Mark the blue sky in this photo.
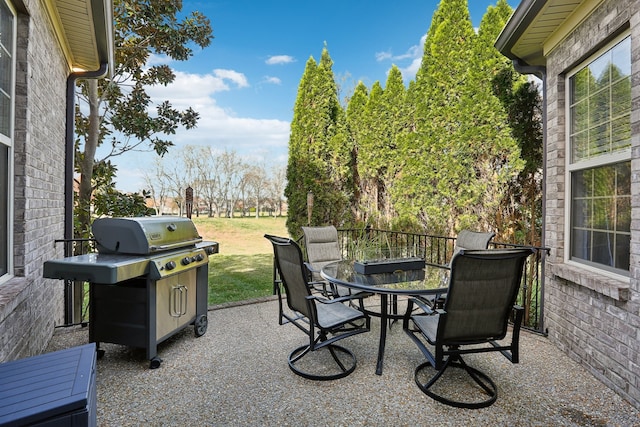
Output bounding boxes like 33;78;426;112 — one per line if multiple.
108;0;517;192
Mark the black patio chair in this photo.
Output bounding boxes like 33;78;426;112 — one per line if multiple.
403;248;534;408
265;234;371;380
451;229;495;260
430;229;497;308
302;225;373;305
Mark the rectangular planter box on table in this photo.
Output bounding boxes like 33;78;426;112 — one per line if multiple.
354;257;426;274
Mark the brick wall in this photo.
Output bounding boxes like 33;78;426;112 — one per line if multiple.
543;0;640;408
0;0;69;362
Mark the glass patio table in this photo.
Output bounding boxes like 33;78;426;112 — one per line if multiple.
321;260;448;375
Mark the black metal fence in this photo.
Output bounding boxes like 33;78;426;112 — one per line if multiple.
332;227;549;333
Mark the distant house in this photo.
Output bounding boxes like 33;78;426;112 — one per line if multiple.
496;0;639;408
0;0;113;362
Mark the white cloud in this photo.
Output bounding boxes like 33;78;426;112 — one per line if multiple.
375;34;427;82
212;69;249;88
146;53;173;66
264;76;282;85
266;55;295;65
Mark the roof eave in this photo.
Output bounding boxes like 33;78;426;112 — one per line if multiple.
495;0;547;66
45;0;114;77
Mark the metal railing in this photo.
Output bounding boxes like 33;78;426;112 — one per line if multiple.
326;227;549;333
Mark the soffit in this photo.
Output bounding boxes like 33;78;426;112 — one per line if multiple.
44;0;114;73
496;0;604;66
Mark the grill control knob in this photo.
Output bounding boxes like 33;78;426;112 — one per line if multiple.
181;257;192;266
194;254;205;262
165;261;176;270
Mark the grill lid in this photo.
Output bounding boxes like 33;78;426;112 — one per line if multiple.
92;217;203;255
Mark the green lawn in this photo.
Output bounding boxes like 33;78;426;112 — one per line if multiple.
191;216;288;305
208;254;273;305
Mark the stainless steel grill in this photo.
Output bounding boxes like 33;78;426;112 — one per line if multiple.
44;217;219;368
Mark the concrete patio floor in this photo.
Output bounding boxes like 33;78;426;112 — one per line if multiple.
47;296;640;426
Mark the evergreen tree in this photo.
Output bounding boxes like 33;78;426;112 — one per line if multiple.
345;82;369;222
380;66;407;225
284;47;353;236
359;81;385;221
395;0;480;234
394;0;523;235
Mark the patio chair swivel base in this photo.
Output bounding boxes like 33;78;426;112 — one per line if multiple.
288;336;359;381
414;351;498;409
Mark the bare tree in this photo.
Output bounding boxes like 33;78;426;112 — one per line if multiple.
180;145;205;216
217;150;246;218
144;146;278;219
143;158;171;215
197;147;222;217
245;165;268;217
268;165;287;217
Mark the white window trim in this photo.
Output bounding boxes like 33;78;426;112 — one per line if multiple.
0;0;16;285
563;31;631;281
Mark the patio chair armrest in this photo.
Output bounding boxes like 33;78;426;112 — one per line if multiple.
408;296;436;315
309;279;339;296
403;296;437;329
304;261;319;274
307;293;364;305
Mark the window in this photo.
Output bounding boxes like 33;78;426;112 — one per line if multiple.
0;0;14;281
567;34;631;276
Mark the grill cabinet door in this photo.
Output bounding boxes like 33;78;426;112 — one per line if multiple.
156;270;197;340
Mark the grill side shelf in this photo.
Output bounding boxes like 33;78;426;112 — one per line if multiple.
43;254;150;284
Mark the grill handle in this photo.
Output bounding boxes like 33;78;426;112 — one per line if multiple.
149;237;203;252
170;285;188;317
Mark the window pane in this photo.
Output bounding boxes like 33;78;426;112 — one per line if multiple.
570;161;630;273
0;144;7;277
0;53;10;96
569;36;630;163
572;169;593;197
611;77;631;117
572;198;591;228
610;116;631;152
571;131;588;161
615;234;630;270
571;228;590;260
571;101;589;133
611;37;631;78
617;197;631;232
571;68;591;103
0;1;11;52
589;88;610;126
590;123;609;156
591;231;613;266
593;167;615;197
0;94;9;137
589;52;610;86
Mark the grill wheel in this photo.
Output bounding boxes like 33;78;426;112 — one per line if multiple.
194;314;208;337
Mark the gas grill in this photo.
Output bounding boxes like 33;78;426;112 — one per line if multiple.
43;217;219;368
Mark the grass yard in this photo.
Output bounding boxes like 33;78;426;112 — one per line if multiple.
191;216;289;305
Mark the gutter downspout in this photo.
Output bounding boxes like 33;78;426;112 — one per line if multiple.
63;62;108;323
512;59;548;334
